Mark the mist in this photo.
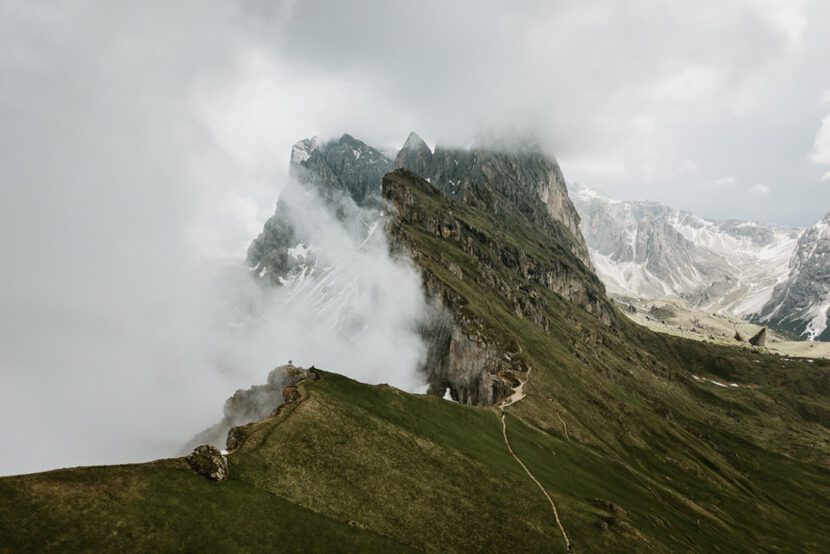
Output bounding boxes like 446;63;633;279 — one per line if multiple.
2;0;830;475
0;1;431;476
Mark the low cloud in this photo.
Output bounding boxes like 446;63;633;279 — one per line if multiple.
711;176;737;187
811;115;830;166
747;183;771;195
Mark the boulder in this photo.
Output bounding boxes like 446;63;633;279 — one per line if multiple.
734;330;745;342
749;327;767;348
186;445;228;481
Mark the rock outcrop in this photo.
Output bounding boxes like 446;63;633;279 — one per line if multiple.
186;445;228;482
183;364;317;452
749;327;767;348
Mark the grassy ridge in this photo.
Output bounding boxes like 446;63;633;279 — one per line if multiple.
0;457;414;553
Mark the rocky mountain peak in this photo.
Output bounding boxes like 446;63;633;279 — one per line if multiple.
401;131;430;153
396;132;433;177
759;211;830;340
395;138;593;269
290;136;319;164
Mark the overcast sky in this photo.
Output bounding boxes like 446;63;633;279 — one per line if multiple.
1;0;830;474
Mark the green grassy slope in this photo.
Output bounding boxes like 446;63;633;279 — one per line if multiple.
381;170;830;551
0;455;415;553
2;170;829;552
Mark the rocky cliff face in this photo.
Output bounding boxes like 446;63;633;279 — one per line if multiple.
758;214;830;340
383;168;615;404
571;183;801;316
395;133;593;269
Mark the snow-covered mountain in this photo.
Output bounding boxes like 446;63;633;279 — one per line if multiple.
758;213;830;340
570;183;801;317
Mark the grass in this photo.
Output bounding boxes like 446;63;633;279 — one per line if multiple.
0;457;415;553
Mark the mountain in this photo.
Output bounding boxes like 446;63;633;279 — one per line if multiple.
396;132;593;268
246;133;393;286
758;213;830;340
570;183;801;316
3;136;830;552
246;132;597;405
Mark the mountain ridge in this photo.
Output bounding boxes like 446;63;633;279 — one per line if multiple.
2;135;830;552
570;182;803;319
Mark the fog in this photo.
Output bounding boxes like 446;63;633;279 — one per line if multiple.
0;1;428;476
2;0;830;475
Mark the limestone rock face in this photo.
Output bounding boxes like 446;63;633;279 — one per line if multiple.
186;445;228;481
395;133;593;269
417;271;520;405
758;213;830;341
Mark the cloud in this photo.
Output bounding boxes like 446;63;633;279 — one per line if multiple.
811;114;830;166
747;183;771;194
0;1;430;476
212;0;826;224
711;176;737;187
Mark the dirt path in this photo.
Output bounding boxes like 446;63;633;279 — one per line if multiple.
499;369;572;553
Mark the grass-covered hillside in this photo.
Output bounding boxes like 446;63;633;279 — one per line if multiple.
2;170;829;552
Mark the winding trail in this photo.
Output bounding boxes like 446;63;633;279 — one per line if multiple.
499;368;572;553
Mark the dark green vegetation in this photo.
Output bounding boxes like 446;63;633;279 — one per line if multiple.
2;169;830;552
0;457;415;553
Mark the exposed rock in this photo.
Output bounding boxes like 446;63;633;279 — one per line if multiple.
183;364;317;453
186;445;228;482
395;135;593;269
225;425;250;452
758;213;830;341
749;327;767;348
282;385;301;403
734;330;745;342
571;182;801;315
246;134;393;285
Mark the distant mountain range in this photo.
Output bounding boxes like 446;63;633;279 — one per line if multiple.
570;183;830;340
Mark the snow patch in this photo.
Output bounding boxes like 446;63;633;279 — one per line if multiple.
288;243;310;260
